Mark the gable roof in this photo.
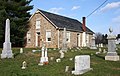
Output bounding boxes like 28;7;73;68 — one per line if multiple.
31;9;94;34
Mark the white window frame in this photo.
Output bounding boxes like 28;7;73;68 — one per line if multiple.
36;20;40;29
66;32;70;42
46;30;51;42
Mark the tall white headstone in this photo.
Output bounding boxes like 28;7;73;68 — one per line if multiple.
39;44;45;65
39;44;49;65
72;55;92;75
90;34;97;49
105;27;119;61
1;19;13;58
45;48;48;62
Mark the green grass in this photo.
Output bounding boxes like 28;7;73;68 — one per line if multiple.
0;47;120;76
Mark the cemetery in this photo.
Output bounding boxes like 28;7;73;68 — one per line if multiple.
0;0;120;76
0;17;120;76
0;47;120;76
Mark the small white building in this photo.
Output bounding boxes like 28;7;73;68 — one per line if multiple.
116;38;120;44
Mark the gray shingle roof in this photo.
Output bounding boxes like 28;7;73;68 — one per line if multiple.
38;9;94;33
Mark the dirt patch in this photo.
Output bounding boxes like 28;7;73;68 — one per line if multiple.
112;67;120;70
91;62;98;65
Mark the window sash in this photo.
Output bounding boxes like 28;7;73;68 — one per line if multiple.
36;20;40;29
46;31;51;42
66;32;70;42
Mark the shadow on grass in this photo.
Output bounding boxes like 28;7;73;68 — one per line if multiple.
95;54;105;60
13;53;20;58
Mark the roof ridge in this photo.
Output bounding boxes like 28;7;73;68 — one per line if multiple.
38;9;79;22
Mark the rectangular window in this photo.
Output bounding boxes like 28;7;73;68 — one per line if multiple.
36;20;40;29
46;31;51;42
66;32;70;42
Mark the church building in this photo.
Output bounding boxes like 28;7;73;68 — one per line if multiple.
25;9;94;48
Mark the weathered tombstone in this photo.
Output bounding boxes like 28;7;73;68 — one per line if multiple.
100;43;103;47
90;35;97;49
39;44;49;65
22;61;27;69
65;66;69;72
53;48;56;50
75;49;77;51
50;57;54;61
20;48;23;54
60;28;67;52
44;48;48;64
32;50;36;53
96;44;98;47
71;50;74;52
39;44;45;66
72;55;92;75
103;49;107;53
105;27;119;61
56;58;61;62
96;48;101;54
59;46;64;58
1;19;13;58
116;48;118;51
96;52;100;54
69;58;73;61
99;48;102;52
60;51;64;58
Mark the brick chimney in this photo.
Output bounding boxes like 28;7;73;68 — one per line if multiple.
82;17;86;32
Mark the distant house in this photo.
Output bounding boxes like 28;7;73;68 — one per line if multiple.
116;38;120;44
25;9;94;48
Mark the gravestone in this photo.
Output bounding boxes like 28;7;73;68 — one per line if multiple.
22;61;27;69
56;58;61;62
116;48;118;51
103;49;107;53
20;48;23;54
44;48;48;63
39;44;49;65
96;48;102;54
1;19;13;58
50;57;54;61
65;66;69;72
72;55;92;75
60;28;67;52
100;43;103;47
69;58;73;61
99;48;102;52
90;34;97;49
32;50;36;53
59;50;64;58
105;27;119;61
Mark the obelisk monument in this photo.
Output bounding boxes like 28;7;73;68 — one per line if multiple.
61;28;67;52
1;19;13;58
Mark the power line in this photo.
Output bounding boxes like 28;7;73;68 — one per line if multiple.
86;0;108;18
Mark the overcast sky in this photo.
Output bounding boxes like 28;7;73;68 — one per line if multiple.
30;0;120;35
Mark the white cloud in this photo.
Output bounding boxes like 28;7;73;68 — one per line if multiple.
48;7;64;14
71;6;80;10
100;1;120;12
112;15;120;23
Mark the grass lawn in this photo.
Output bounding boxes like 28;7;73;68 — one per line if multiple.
0;46;120;76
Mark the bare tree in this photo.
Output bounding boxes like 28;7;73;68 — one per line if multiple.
95;32;103;44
